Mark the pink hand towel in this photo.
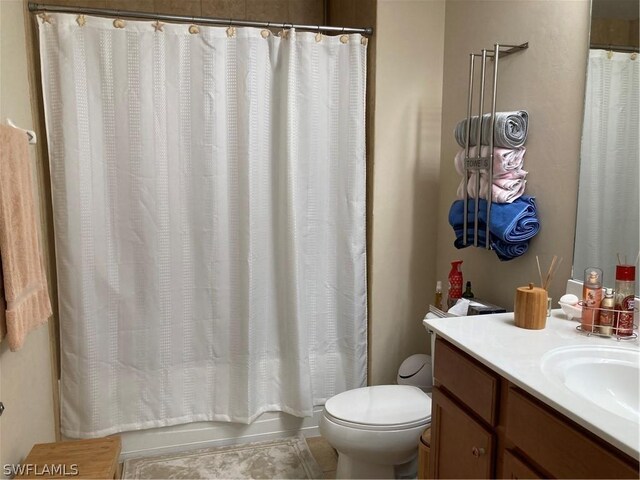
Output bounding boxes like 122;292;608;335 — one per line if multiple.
454;146;526;177
0;125;52;351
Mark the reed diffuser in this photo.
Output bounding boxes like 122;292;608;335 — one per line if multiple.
514;255;562;330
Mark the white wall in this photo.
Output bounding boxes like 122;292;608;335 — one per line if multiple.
0;0;57;472
370;0;446;385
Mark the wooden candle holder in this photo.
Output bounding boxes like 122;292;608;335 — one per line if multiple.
514;283;548;330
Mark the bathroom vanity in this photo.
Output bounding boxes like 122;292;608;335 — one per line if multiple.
424;311;640;479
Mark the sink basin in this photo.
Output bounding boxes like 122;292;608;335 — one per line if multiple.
541;345;640;423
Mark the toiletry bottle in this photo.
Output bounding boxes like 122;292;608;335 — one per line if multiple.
614;265;636;337
462;281;474;299
434;281;443;311
581;267;603;333
598;288;615;337
447;261;463;308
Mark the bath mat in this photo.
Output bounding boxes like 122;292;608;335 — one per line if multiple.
121;435;324;479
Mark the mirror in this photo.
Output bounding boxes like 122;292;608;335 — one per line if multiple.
573;0;639;293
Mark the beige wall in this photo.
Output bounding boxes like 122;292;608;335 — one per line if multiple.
370;0;445;385
435;0;590;311
0;0;57;472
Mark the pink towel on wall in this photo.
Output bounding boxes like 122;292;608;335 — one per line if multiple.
457;170;528;204
454;146;526;177
0;125;52;351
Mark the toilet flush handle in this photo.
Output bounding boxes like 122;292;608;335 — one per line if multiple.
471;446;485;458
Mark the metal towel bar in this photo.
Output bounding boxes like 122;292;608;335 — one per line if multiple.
462;42;528;249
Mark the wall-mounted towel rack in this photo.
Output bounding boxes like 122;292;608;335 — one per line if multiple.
462;43;528;249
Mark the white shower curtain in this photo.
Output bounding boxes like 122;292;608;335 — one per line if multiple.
574;50;639;284
39;13;367;438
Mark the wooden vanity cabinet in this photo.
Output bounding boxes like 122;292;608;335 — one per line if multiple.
429;338;499;478
428;337;640;479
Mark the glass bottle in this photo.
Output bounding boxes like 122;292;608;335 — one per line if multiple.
614;265;636;337
462;281;474;299
581;267;603;333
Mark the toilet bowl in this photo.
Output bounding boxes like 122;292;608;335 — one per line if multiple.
320;385;432;479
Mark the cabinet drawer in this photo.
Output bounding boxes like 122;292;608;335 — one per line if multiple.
430;386;494;479
505;386;638;479
501;449;542;479
434;338;499;425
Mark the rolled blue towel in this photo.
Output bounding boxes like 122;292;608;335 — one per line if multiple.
454;111;529;148
448;196;540;243
453;227;529;261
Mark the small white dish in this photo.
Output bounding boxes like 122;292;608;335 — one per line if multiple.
559;293;579;305
558;301;582;320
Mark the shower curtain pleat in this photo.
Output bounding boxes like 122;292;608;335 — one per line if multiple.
38;13;368;438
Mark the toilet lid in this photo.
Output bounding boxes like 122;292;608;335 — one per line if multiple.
324;385;432;427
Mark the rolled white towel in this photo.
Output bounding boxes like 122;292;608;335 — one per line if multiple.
454;111;529;148
454;146;526;177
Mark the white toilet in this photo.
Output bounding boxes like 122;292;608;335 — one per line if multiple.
319;384;432;479
320;324;437;479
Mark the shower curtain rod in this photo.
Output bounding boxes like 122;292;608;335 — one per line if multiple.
28;2;374;36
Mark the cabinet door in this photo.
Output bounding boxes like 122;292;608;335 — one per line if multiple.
429;386;494;479
505;386;639;479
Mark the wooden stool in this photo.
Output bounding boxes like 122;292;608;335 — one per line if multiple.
14;436;121;479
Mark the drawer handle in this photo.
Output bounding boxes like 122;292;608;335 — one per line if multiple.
471;447;486;458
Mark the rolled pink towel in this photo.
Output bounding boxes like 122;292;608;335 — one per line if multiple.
457;170;528;204
454;146;526;177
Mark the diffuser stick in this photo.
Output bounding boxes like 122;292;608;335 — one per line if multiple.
543;256;555;290
536;256;543;288
543;255;562;291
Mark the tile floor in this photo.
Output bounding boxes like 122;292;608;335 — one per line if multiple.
306;436;338;479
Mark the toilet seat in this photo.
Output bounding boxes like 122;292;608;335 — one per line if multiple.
323;410;429;431
324;385;432;431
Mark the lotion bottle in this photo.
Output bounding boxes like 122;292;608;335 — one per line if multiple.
581;267;603;333
598;288;615;337
434;281;443;311
614;265;636;337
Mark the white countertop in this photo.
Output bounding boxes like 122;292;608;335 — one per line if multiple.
424;310;640;460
